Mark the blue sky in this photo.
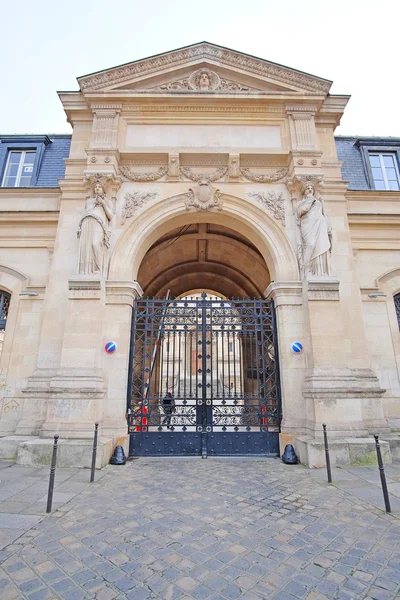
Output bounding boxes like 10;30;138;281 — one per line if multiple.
1;0;398;136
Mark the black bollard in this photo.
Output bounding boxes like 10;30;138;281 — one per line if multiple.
322;424;332;483
46;435;59;513
374;435;391;513
282;444;298;464
90;422;99;483
110;445;126;465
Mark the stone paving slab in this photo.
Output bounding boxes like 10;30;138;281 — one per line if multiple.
0;514;41;529
0;458;399;599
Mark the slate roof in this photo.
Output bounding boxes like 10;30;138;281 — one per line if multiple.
0;134;71;188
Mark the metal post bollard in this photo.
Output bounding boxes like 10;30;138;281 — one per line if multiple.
374;434;391;513
46;435;59;513
90;423;99;483
322;424;332;483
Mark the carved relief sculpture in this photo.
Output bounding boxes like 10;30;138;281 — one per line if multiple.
77;178;115;276
240;167;288;183
185;180;223;211
229;155;240;178
188;68;220;91
168;155;180;178
180;166;228;182
119;165;168;182
122;189;160;223
247;191;285;225
296;183;332;278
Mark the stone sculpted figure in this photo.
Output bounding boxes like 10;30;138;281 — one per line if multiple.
296;183;332;277
77;180;115;275
199;71;211;90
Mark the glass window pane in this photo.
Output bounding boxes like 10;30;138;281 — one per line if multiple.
383;155;395;167
9;152;22;164
369;155;380;167
23;152;35;166
6;164;19;177
4;176;17;186
375;180;386;190
389;180;400;191
385;168;398;181
372;167;383;180
19;176;31;187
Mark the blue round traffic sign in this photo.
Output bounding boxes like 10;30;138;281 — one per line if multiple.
105;341;117;354
290;341;303;354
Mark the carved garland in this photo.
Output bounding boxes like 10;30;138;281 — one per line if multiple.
119;166;168;182
180;166;228;182
240;167;288;183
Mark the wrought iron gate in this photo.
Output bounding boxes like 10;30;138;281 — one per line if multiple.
127;293;281;457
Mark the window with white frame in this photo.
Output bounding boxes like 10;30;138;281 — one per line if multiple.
369;153;400;191
2;150;36;187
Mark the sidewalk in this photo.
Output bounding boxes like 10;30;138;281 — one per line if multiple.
0;460;106;551
0;458;399;599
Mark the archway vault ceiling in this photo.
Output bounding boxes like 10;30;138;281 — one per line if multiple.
137;223;270;299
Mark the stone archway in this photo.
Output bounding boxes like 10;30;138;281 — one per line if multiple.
105;192;300;453
109;192;299;284
137;223;271;299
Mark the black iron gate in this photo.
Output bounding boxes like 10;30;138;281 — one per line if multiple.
128;293;281;457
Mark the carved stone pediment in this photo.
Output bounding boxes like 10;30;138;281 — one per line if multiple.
150;69;260;93
78;42;332;95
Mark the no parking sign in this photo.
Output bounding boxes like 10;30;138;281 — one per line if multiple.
290;341;303;354
105;341;117;354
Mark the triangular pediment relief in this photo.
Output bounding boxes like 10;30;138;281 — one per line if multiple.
78;42;332;96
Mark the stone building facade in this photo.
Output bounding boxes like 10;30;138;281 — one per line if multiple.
0;42;399;467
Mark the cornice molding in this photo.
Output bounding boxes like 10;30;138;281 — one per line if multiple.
123;104;285;114
0;188;60;198
0;211;59;223
346;190;400;201
78;43;332;94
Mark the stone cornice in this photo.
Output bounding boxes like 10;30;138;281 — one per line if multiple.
78;43;332;94
346;190;400;201
0;188;60;198
348;213;400;225
0;211;59;222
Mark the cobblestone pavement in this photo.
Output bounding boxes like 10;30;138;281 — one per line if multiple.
0;457;399;600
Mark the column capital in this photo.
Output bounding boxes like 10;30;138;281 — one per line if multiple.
105;280;143;306
264;281;303;307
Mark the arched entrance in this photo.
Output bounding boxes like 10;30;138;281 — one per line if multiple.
126;220;282;457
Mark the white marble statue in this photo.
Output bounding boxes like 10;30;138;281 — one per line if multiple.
297;183;332;277
77;180;115;275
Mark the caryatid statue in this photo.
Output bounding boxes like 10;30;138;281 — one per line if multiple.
296;183;332;278
77;178;115;276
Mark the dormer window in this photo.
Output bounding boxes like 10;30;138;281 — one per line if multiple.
369;153;400;191
2;150;36;187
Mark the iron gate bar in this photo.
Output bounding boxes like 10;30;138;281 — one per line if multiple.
128;294;281;457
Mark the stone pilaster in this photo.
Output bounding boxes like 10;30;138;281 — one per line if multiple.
265;281;306;435
286;105;318;150
90;104;121;148
102;281;143;438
